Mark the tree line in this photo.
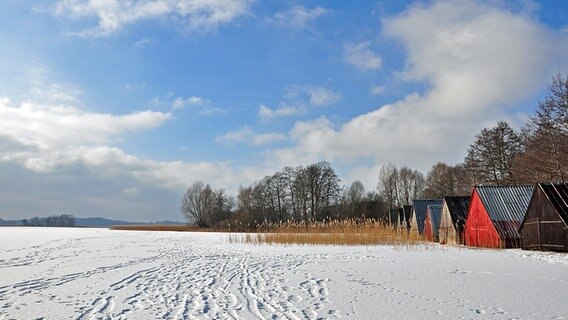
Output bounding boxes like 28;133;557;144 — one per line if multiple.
181;162;388;228
181;74;568;228
377;74;568;210
22;214;76;227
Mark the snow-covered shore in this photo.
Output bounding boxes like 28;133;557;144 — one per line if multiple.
0;227;566;319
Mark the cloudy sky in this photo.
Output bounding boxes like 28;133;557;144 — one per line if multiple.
1;0;567;222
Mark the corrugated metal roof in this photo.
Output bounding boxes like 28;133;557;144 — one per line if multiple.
539;183;568;226
427;204;443;235
475;185;534;240
412;199;443;234
444;196;470;225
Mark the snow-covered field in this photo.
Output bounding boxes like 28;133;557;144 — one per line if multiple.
0;228;566;320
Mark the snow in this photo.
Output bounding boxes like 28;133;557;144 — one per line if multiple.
0;227;567;319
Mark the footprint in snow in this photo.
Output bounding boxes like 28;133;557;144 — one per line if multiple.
474;308;486;315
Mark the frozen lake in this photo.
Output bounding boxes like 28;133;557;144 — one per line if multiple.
0;227;567;319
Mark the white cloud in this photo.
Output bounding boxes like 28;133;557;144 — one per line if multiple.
172;95;208;109
122;187;140;196
253;133;286;145
124;83;146;91
0;95;268;194
0;99;170;153
151;94;223;114
216;126;286;145
258;104;306;120
369;85;385;96
267;0;568;179
270;5;328;29
216;127;253;143
199;106;227;115
344;42;382;71
49;0;253;37
0;70;273;203
257;85;340;120
134;37;158;48
287;85;341;107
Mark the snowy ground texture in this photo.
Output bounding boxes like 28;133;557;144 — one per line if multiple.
0;228;567;320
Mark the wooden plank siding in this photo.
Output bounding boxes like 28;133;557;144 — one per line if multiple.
465;190;502;248
521;184;568;252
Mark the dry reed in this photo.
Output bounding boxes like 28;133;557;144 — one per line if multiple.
227;219;426;248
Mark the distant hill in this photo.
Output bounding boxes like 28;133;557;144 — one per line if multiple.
0;217;184;228
75;217;139;227
0;218;21;226
76;218;184;227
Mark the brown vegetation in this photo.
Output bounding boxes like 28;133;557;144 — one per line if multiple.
227;219;425;248
111;220;427;248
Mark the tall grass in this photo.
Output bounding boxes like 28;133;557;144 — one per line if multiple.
227;219;425;248
111;220;428;249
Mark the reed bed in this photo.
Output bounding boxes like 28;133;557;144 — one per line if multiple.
227;219;425;248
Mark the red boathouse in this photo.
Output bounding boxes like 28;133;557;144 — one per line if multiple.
465;185;534;248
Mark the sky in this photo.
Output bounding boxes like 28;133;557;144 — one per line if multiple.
1;0;568;222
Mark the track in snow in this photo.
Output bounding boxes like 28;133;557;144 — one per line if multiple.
1;228;567;320
0;230;340;319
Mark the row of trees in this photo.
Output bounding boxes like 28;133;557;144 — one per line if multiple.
182;162;388;228
514;74;568;183
22;214;76;227
451;74;567;186
377;162;472;210
376;74;568;209
181;74;568;227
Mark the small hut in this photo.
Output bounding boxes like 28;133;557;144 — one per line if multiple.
397;207;404;232
438;196;470;245
520;183;568;252
424;204;442;242
402;205;413;233
410;199;443;237
389;208;399;229
464;185;533;248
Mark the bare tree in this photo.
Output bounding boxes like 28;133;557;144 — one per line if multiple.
515;74;568;182
464;121;523;185
453;163;475;195
411;170;426;200
397;167;425;205
251;173;290;223
423;162;473;198
181;181;229;227
361;191;388;221
347;180;365;216
423;162;456;198
282;166;300;220
304;162;341;220
378;163;399;212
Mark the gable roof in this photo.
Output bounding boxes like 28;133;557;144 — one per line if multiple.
443;196;470;225
475;185;534;239
426;204;443;233
538;183;568;226
412;199;443;233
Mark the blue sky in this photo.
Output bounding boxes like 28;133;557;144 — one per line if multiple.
1;0;567;222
